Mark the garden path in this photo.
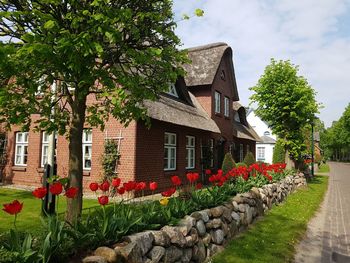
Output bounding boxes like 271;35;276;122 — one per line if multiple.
294;162;350;263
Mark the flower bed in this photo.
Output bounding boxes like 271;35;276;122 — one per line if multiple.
83;172;307;263
0;163;305;263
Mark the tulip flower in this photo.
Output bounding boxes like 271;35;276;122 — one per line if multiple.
149;182;158;191
2;200;23;215
32;187;47;199
98;195;109;206
112;178;121;188
89;182;99;192
159;197;169;206
65;187;79;198
171;175;181;186
99;181;110;192
161;187;176;197
135;182;147;191
117;187;125;195
49;182;63;195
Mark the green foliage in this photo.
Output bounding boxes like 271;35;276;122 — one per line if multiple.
321;103;350;161
236;162;247;168
273;139;286;163
221;152;236;175
102;140;120;179
0;0;188;219
213;176;328;263
250;59;320;161
243;151;255;166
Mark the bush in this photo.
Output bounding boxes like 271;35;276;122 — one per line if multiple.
273;139;285;163
243;152;255;166
221;153;236;175
236;162;247;167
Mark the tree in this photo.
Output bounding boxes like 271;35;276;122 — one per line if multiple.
221;152;235;175
250;59;319;164
243;151;255;166
0;0;189;222
272;139;285;164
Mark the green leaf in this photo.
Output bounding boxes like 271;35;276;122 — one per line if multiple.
44;20;55;30
195;9;204;17
182;14;190;20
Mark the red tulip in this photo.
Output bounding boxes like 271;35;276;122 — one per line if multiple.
135;182;147;191
205;169;212;175
99;181;110;192
195;183;203;190
171;175;181;186
149;182;158;191
98;195;109;206
32;187;47;199
186;172;199;183
49;182;63;195
2;200;23;215
117;187;125;195
161;187;176;197
89;182;99;192
112;178;121;188
65;187;79;198
123;181;136;192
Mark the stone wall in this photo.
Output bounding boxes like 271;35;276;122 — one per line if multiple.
82;173;307;263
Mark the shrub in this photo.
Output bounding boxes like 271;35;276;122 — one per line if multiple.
273;139;285;163
236;162;247;168
221;152;236;175
243;152;255;166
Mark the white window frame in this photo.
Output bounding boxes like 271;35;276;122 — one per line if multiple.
239;144;244;162
224;97;230;117
83;129;92;170
41;132;49;167
257;147;265;160
210;139;214;167
186;136;195;169
14;132;28;166
164;132;177;171
215;91;221;113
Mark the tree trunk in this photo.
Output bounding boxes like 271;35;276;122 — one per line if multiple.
284;149;295;169
65;95;87;224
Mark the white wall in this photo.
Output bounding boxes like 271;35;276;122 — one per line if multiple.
256;143;274;164
247;111;276;140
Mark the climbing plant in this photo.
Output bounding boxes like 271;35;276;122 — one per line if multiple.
102;139;120;179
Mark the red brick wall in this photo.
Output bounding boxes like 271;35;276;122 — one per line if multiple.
135;120;214;192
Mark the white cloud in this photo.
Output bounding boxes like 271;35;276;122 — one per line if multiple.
174;0;350;127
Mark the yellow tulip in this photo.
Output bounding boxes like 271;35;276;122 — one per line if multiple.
159;197;169;206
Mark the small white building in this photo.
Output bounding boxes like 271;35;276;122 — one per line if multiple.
247;109;276;164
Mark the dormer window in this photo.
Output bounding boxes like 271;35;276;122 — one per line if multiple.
167;84;178;98
215;91;221;113
264;131;270;136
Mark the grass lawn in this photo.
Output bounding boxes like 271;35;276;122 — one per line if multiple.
213;175;329;263
0;188;99;235
318;163;330;173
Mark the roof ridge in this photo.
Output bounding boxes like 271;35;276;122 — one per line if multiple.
186;42;228;52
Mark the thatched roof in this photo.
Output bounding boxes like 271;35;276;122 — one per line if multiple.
143;93;220;133
260;135;276;144
183;43;230;87
232;101;243;111
233;121;261;142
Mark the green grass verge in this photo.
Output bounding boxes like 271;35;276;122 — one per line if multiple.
0;188;98;235
318;163;330;173
213;175;329;263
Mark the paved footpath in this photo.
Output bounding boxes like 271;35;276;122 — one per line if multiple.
295;162;350;263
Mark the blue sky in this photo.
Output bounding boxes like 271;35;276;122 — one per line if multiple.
173;0;350;127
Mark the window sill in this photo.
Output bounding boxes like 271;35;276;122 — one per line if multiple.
12;166;26;172
83;170;91;176
37;167;45;173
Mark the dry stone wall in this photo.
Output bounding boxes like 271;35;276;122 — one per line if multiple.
83;173;307;263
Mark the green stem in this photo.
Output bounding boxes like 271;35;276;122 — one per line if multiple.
14;214;17;231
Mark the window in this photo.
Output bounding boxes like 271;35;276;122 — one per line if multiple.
83;129;92;170
164;132;176;170
41;132;57;167
186;136;195;169
15;132;28;166
224;97;230;117
167;84;178;97
215;91;221;113
264;131;271;136
257;147;265;160
239;144;244;162
210;139;214;167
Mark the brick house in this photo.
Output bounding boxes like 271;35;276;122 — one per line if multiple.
1;43;259;192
